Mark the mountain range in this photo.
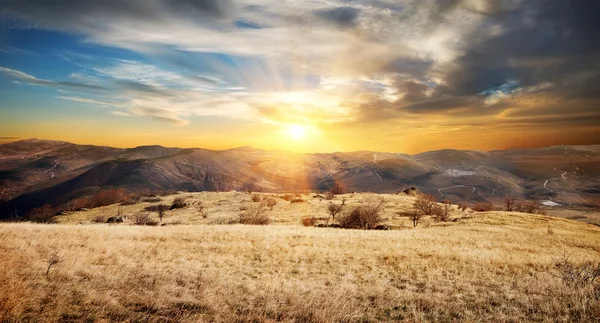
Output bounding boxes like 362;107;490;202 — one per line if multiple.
1;138;599;218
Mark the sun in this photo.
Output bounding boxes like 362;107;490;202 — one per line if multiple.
286;124;307;139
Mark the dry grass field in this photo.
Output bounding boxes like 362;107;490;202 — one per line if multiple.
1;192;600;322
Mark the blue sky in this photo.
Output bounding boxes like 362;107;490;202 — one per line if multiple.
0;0;599;152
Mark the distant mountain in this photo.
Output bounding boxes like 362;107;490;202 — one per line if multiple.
1;139;599;218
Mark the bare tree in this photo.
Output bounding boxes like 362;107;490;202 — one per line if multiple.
408;210;424;228
413;194;438;215
504;196;517;211
327;203;344;222
436;200;452;222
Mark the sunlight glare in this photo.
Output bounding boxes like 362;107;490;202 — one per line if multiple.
286;124;307;139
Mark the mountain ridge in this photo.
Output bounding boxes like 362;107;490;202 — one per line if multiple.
1;139;599;218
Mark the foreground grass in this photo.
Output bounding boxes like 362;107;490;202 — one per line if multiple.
1;211;600;322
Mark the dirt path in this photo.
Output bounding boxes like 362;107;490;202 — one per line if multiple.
44;159;59;178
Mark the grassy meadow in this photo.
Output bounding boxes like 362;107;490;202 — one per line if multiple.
1;192;599;322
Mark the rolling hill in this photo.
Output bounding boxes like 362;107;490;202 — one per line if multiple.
1;139;599;218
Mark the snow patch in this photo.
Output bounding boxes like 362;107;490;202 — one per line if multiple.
446;169;475;177
541;200;560;207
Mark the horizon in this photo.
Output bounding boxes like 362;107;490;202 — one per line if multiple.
3;136;599;155
1;1;600;153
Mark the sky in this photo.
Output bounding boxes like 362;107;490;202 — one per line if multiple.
0;0;599;154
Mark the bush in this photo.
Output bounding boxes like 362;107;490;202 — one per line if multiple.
27;204;56;223
413;194;438;215
145;204;169;213
301;217;317;227
330;180;347;195
552;254;600;288
504;196;517;211
472;202;494;212
141;197;162;203
337;196;385;230
291;198;306;203
92;215;106;223
400;187;418;196
457;203;468;211
120;198;138;206
133;213;158;226
251;194;263;202
170;197;187;210
263;197;277;209
325;191;335;200
68;188;133;210
238;205;270;225
435;200;452;222
518;200;546;215
198;203;208;218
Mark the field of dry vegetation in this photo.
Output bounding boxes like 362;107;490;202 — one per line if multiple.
1;192;600;322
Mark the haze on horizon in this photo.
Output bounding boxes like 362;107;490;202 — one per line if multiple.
1;0;599;154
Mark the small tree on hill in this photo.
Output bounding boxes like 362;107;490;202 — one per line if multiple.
408;210;424;228
504;196;517;211
413;194;438;215
327;203;344;222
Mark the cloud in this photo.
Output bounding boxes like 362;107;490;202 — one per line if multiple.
313;7;361;29
0;66;105;90
0;0;599;147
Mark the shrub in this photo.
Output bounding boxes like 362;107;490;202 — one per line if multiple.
337;196;385;230
170;197;187;210
141;197;162;203
457;203;468;211
68;188;133;210
133;213;157;226
251;194;263;202
290;198;306;203
330;180;347;195
401;187;418;196
92;215;106;223
238;205;270;225
472;202;494;212
413;194;438;215
504;196;517;211
120;199;138;206
519;200;546;215
27;204;56;223
435;200;452;222
198;203;208;218
301;217;317;227
263;197;277;209
325;191;335;200
552;254;600;288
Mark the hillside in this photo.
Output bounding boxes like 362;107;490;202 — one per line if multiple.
1;139;599;219
1;192;599;322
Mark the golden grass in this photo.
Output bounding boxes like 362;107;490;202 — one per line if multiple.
1;193;599;322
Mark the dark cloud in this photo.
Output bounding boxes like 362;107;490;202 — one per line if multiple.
352;0;600;124
0;0;234;32
115;80;172;96
442;1;600;97
313;7;361;29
